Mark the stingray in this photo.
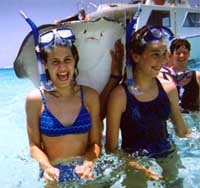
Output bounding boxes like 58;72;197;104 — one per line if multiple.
14;18;125;93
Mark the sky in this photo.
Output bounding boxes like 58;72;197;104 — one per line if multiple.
0;0;131;68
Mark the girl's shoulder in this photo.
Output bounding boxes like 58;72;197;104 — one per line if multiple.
25;89;43;113
79;85;100;112
80;85;100;104
81;85;99;96
113;84;125;93
110;84;126;100
196;71;200;84
26;88;42;103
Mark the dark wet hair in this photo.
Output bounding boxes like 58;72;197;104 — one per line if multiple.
40;44;79;81
127;25;151;56
170;38;191;54
126;25;154;68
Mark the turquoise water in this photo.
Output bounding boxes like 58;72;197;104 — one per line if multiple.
0;68;200;188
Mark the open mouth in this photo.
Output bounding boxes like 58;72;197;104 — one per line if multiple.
178;59;186;63
57;72;69;81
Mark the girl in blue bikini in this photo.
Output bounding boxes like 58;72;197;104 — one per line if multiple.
106;25;192;185
25;27;102;184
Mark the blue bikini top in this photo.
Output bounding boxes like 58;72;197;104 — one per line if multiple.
39;86;92;137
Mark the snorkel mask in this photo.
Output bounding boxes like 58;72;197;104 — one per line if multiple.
139;25;174;44
20;11;75;91
126;21;174;95
39;28;75;52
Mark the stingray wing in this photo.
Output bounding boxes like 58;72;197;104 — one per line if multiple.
14;24;57;86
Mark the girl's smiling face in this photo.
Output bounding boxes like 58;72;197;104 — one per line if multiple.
45;46;76;88
133;41;168;77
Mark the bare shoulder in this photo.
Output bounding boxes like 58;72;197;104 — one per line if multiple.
81;85;100;105
26;89;42;108
196;70;200;76
196;71;200;83
108;85;126;113
82;85;99;98
111;85;125;98
109;85;126;108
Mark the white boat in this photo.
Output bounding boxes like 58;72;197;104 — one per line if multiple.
88;0;200;62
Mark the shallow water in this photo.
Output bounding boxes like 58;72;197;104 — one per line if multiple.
0;68;200;188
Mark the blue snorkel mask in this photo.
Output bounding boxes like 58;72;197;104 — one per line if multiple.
39;28;75;52
126;15;174;95
20;11;75;91
139;25;174;44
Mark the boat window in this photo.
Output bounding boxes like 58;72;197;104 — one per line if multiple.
147;10;170;27
183;12;200;27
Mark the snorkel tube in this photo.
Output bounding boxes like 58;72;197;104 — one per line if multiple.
126;6;142;95
20;11;55;91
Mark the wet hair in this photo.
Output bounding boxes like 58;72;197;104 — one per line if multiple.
170;38;191;54
126;25;153;68
40;44;79;81
127;25;151;56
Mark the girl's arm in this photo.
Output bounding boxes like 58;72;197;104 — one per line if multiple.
105;85;126;153
26;90;59;182
196;71;200;106
162;81;190;137
128;161;163;181
75;87;101;179
85;87;101;160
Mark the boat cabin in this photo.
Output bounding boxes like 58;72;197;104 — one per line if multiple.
89;0;200;61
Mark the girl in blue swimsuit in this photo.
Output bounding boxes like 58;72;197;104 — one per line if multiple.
25;27;102;184
106;25;192;184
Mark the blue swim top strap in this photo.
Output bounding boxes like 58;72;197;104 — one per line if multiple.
39;88;47;108
39;86;84;108
80;86;84;106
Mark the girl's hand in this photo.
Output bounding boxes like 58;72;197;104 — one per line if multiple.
75;160;94;179
185;130;200;139
43;166;60;182
143;168;163;181
128;161;163;181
